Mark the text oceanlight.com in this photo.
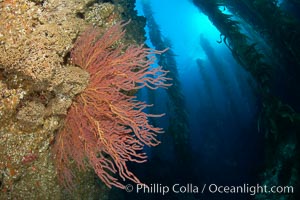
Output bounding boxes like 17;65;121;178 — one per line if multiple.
125;183;294;196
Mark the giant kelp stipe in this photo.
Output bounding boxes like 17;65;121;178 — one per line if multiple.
130;0;299;199
0;0;299;199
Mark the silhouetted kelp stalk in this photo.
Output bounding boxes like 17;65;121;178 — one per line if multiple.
199;35;244;122
192;0;300;198
227;0;300;67
223;0;300;113
193;0;275;135
142;2;190;159
196;58;215;103
52;22;171;190
193;0;272;91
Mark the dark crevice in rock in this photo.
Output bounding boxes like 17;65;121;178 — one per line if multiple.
29;0;45;6
76;12;85;19
63;51;71;66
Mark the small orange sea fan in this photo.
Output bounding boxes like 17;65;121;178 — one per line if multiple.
52;22;171;189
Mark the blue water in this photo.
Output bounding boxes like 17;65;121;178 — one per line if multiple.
121;0;265;199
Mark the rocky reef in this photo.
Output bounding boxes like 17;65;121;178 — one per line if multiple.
0;0;146;199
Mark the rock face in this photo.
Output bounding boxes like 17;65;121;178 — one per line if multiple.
0;0;146;199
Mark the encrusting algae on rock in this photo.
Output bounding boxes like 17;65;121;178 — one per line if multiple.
0;0;148;199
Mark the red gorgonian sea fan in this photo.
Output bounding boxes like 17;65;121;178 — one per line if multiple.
52;22;170;189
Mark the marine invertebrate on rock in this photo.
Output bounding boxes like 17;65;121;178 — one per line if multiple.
52;22;170;189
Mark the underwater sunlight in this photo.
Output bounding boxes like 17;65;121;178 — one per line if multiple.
129;0;266;199
0;0;298;199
